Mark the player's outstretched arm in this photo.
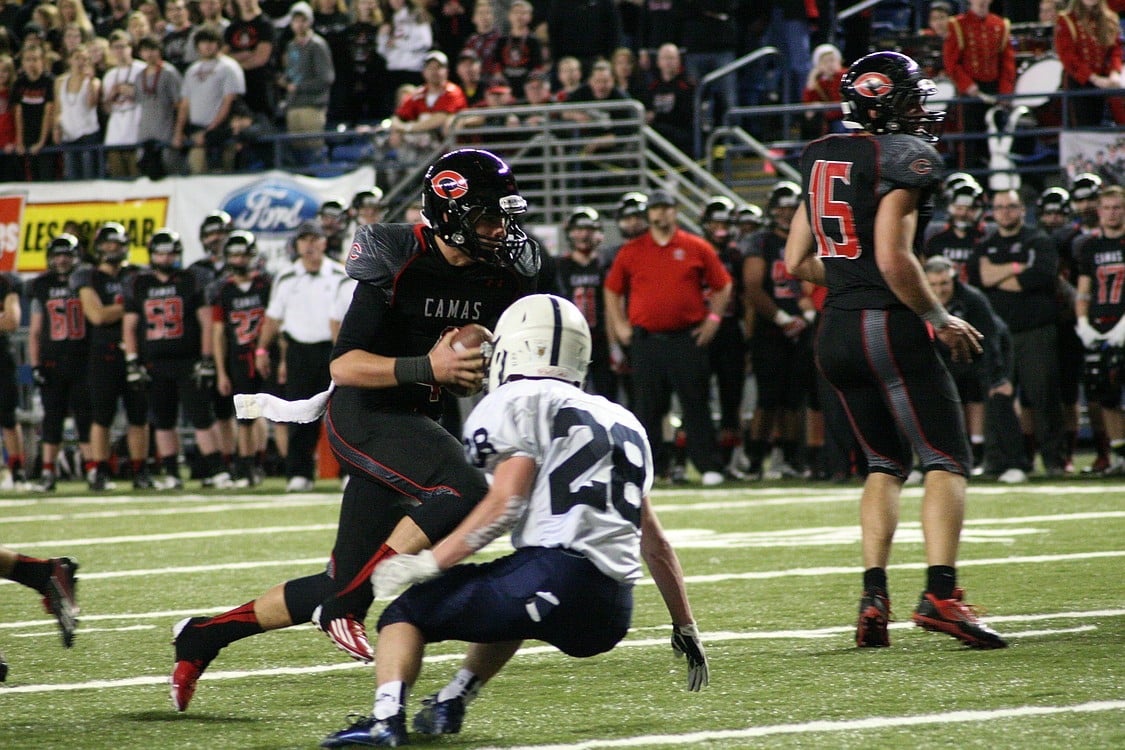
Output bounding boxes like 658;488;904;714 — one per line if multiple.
641;497;709;691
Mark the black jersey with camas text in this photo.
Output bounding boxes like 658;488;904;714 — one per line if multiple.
70;265;139;355
29;269;87;361
124;268;206;360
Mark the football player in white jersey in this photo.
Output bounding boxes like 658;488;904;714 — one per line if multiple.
322;294;709;749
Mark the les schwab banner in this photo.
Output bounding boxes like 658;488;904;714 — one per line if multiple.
0;166;375;275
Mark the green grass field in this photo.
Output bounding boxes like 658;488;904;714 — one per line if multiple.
1;474;1122;749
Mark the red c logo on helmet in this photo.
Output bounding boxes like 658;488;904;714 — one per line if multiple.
431;170;469;200
853;72;893;98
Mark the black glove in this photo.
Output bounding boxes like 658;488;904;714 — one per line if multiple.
193;356;217;392
125;356;150;391
671;622;709;691
32;365;48;388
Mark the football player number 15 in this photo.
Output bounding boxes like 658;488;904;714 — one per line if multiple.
809;159;860;260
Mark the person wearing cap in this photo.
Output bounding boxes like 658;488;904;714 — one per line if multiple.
388;48;467;150
318;197;350;259
378;0;434;105
255;220;348;491
605;189;731;486
281;1;335;166
454;48;484;106
225;0;278;119
801;43;847;140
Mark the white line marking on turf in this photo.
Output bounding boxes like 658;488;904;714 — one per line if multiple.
0;612;1118;695
475;701;1125;750
0;497;339;524
12;625;154;638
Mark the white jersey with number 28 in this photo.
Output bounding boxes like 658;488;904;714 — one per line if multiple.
462;378;654;583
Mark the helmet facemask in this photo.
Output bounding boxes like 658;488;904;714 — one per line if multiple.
443;194;531;269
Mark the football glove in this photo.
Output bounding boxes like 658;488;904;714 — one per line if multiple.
1106;318;1125;348
32;365;48;388
125;356;150;391
1076;317;1101;349
671;622;709;691
193;356;217;392
371;550;440;599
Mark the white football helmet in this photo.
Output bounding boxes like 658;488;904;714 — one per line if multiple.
487;294;591;391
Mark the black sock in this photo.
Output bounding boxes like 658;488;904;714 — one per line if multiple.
204;452;224;475
927;565;957;600
863;567;887;595
161;455;179;477
189;601;264;655
9;555;51;593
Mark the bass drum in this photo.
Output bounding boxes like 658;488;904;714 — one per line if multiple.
1012;56;1063;108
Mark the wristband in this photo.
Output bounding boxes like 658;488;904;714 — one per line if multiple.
394;355;435;385
1011;262;1020;275
255;347;268;356
772;309;794;327
706;312;721;323
921;306;951;330
125;352;138;363
803;309;817;323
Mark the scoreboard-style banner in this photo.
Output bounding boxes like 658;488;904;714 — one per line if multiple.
0;166;375;275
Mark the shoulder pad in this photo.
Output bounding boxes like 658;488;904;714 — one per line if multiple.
878;135;941;190
69;265;94;290
346;224;420;286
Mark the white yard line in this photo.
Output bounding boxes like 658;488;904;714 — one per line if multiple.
477;700;1125;750
0;612;1118;695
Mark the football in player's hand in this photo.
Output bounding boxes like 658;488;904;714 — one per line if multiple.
450;323;493;353
447;324;492;397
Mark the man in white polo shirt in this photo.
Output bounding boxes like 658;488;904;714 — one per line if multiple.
254;221;348;491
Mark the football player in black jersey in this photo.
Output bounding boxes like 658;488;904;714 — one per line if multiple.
556;206;618;401
0;265;27;490
212;230;272;486
190;211;239;480
784;51;1006;650
124;229;228;489
318;197;350;260
73;223;150;491
170;149;541;711
742;182;817;478
27;234;92;491
923;180;986;283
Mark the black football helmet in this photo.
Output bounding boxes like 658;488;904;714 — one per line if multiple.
736;203;764;229
566;206;601;232
1070;173;1103;202
1037;187;1071;217
421;149;531;268
616;191;648;220
840;50;945;142
47;233;81;275
93;221;129;264
700;196;736;225
947;181;985;229
768;181;801;211
148;228;183;273
199;210;233;240
941;171;979;203
352;187;385;212
223;230;258;272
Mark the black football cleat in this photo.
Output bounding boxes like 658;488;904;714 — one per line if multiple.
43;557;79;648
412;693;465;735
321;713;408;747
856;590;891;648
0;651;7;682
912;588;1008;649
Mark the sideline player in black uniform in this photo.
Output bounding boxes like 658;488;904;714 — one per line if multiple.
784;51;1006;649
124;229;227;489
190;211;238;478
923;179;986;283
555;206;618;401
743;182;817;478
0;268;27;489
27;234;92;491
212;230;272;486
700;196;748;464
170;149;540;711
73;222;150;491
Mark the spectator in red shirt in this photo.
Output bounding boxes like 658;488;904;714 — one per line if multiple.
388;49;467;149
1055;0;1125;125
801;43;846;139
604;188;732;486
